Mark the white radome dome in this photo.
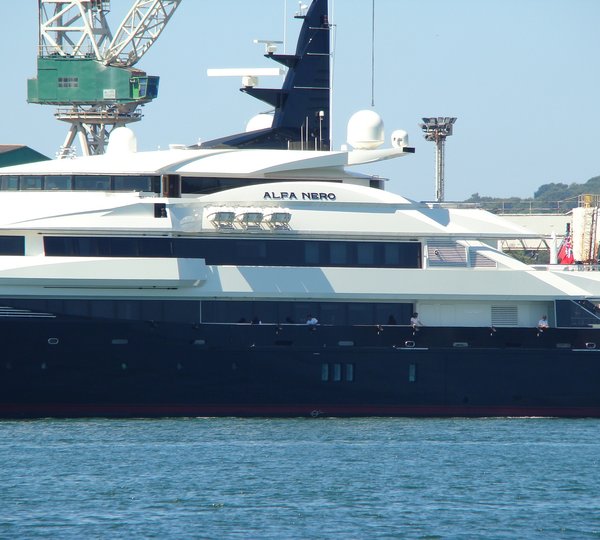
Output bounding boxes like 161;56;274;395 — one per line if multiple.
246;113;273;132
347;109;384;149
391;129;409;148
107;127;138;155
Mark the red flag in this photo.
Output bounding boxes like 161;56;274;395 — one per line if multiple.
558;236;574;264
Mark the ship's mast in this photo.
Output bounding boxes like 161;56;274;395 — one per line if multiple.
29;0;181;158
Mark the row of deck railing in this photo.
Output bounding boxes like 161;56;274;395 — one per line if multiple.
433;195;600;215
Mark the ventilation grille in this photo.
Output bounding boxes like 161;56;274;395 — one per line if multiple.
491;305;518;326
469;250;497;268
0;306;55;319
427;241;467;267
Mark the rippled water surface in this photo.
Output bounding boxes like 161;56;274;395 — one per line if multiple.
1;418;600;539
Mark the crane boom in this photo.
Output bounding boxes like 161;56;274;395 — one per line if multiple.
103;0;182;66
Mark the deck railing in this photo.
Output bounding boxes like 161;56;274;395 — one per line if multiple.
433;195;600;215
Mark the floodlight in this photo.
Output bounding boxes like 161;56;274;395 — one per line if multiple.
419;116;457;202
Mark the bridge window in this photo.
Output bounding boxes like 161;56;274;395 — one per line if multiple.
74;175;111;191
20;176;43;190
114;176;155;192
45;176;72;190
0;176;18;190
0;175;161;193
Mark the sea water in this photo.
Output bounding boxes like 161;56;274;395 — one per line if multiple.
1;418;599;539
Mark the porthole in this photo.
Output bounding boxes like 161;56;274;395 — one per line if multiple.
405;340;415;348
408;363;416;382
333;363;342;381
345;363;355;382
586;342;596;350
47;337;59;345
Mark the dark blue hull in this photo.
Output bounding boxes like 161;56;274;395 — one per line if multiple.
1;318;600;418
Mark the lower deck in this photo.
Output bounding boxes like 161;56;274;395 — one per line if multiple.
1;316;600;418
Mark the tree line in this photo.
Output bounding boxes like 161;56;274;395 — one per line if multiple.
464;175;600;214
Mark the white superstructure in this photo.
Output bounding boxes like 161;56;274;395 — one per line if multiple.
1;133;600;330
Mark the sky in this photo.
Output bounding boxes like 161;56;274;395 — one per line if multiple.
1;0;599;202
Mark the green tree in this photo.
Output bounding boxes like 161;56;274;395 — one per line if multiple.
463;174;600;213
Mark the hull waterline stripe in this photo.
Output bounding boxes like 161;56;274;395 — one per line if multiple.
1;403;600;418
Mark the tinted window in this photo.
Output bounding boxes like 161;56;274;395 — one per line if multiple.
45;176;72;190
201;300;413;326
20;176;42;190
180;177;342;195
330;243;348;265
235;240;266;264
181;177;220;194
44;236;421;269
357;243;375;265
73;175;111;191
556;300;600;328
114;176;152;192
1;176;18;190
111;237;139;256
0;236;25;255
139;238;173;257
320;303;346;325
0;297;412;326
384;243;400;265
305;242;320;265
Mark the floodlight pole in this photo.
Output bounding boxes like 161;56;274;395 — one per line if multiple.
419;117;457;202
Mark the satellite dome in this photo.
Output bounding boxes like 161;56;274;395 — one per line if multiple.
347;110;384;150
246;113;273;132
391;129;409;148
106;127;138;155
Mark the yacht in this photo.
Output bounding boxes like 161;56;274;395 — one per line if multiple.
1;0;600;417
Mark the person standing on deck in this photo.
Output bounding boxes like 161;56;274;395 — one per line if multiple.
306;314;318;325
410;312;423;328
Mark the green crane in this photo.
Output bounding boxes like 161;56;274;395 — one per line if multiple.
28;0;181;158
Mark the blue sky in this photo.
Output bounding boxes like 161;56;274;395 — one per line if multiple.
1;0;599;202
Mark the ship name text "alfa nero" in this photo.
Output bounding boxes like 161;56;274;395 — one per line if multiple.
263;191;337;201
